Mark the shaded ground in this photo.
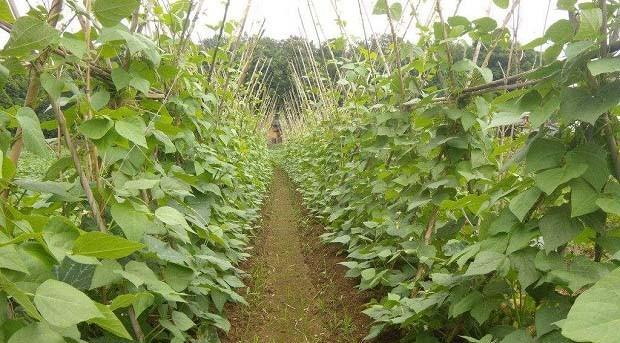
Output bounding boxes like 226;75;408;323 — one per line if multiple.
224;168;376;343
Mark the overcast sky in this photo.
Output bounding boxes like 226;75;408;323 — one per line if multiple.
3;0;567;46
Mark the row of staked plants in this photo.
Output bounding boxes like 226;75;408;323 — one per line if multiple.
283;0;620;342
0;0;272;342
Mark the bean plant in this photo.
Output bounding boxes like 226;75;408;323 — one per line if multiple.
0;0;272;342
284;0;620;342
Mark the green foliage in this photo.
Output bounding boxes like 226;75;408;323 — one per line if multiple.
282;1;620;342
0;2;272;342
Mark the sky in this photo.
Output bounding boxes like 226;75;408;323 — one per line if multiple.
2;0;568;46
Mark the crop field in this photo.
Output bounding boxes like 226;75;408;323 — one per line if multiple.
0;0;619;342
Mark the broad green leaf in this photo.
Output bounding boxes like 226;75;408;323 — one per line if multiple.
40;73;64;100
90;259;122;289
535;297;571;337
73;232;144;259
0;0;15;24
575;8;602;41
509;187;541;222
7;323;64;343
115;115;148;148
596;194;620;215
1;16;60;57
544;19;573;43
129;76;150;94
93;0;140;27
0;245;29;273
79;117;113;140
372;0;402;20
14;180;82;202
539;206;582;253
16;107;48;157
54;256;96;290
109;292;153;314
588;57;620;76
0;271;42;320
493;0;508;9
111;201;149;241
500;329;534;343
525;138;565;173
60;36;86;59
172;311;194;331
465;251;506;276
88;302;132;339
450;291;482;318
90;89;110;111
163;263;194;292
155;206;191;231
565;143;610;191
111;67;131;90
34;279;103;327
570;179;599;217
562;267;620;343
534;163;588;195
559;80;620;124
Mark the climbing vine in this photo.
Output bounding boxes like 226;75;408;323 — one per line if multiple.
0;0;272;342
284;0;620;342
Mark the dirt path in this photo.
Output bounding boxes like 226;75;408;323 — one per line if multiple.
224;168;374;343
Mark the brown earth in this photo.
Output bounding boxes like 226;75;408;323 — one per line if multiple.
223;168;378;343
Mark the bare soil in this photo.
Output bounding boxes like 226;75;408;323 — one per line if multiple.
223;168;378;343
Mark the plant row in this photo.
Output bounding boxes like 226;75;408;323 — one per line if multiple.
283;1;620;342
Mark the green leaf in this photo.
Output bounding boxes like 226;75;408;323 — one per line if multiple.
575;8;602;41
525;138;565;173
588;57;620;76
535;297;571;337
450;291;482;317
596;193;620;215
88;302;132;339
90;89;110;111
129;76;150;94
73;232;145;259
0;271;42;320
90;259;122;289
0;245;29;273
465;251;506;276
40;73;64;100
34;279;103;327
172;311;195;331
534;162;588;195
16;107;48;156
60;36;86;59
544;19;574;43
13;180;81;202
500;329;534;343
1;16;60;57
0;0;15;24
93;0;140;27
8;323;64;343
54;256;96;290
539;206;583;253
155;206;191;231
111;201;149;241
115;115;148;148
79;117;113;140
565;143;610;191
562;267;620;343
493;0;508;8
509;187;541;222
111;67;131;90
570;179;599;217
559;81;620;124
